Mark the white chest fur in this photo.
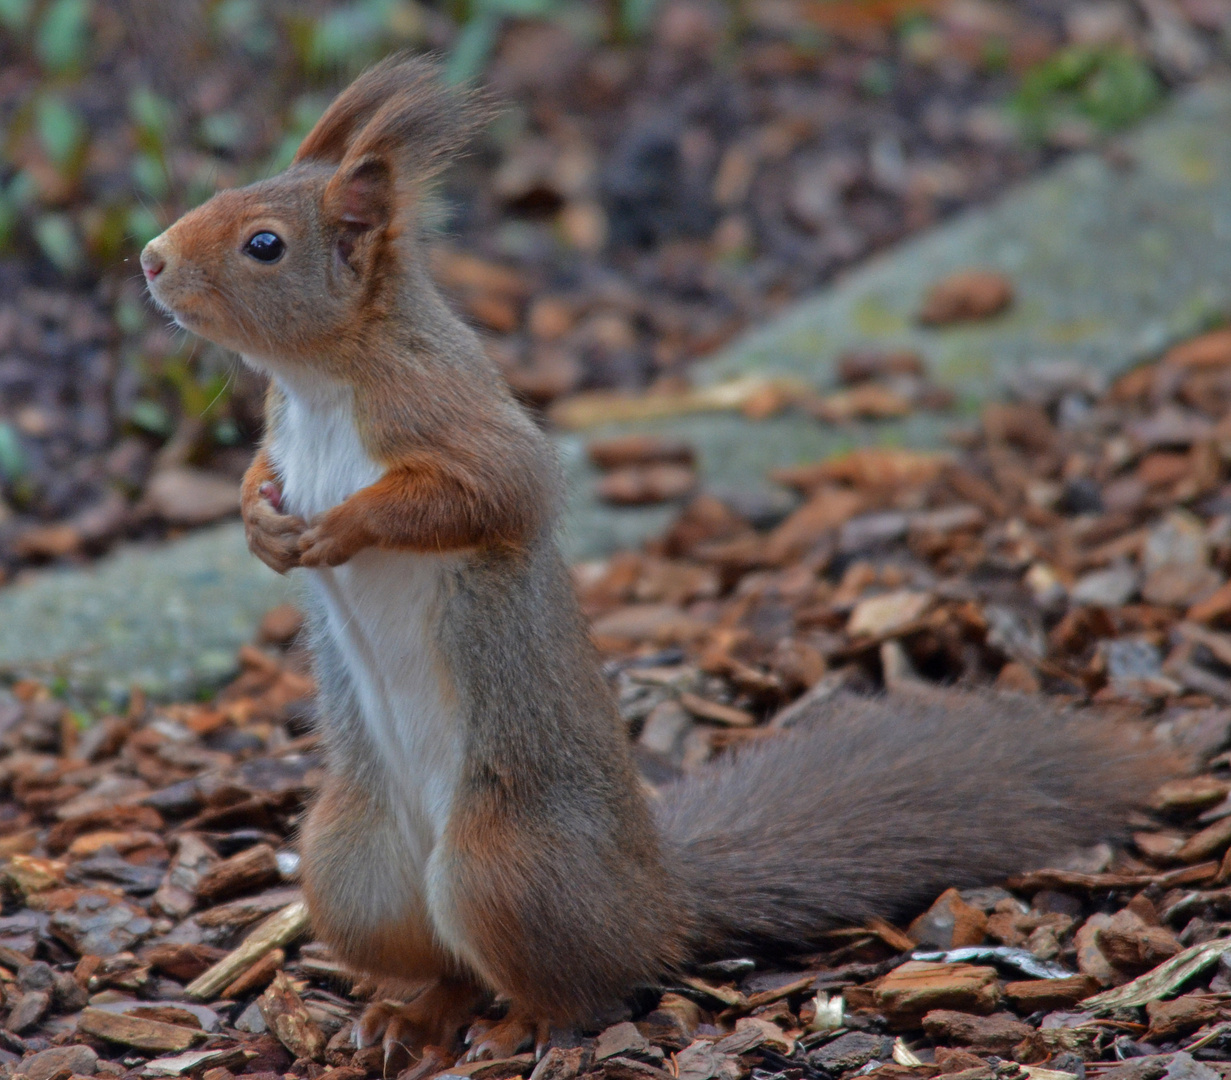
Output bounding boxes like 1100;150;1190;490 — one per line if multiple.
264;373;464;871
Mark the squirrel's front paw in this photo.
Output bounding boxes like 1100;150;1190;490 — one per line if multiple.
242;492;306;575
297;516;370;567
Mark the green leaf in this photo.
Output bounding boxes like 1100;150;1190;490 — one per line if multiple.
6;170;37;209
620;0;657;37
129;399;173;437
37;0;92;73
115;299;147;335
265;132;303;175
33;212;84;274
0;185;15;252
125;205;162;247
198;111;246;152
131;151;168;199
0;422;25;482
859;58;893;98
212;0;275;54
305;2;389;73
1082;51;1160;131
129;86;172;141
1009;46;1162;143
489;0;556;15
291;93;330;132
35;94;86;171
445;10;499;84
0;0;32;31
211;0;258;36
213;418;240;446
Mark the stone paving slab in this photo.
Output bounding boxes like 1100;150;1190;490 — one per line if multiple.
0;525;292;704
8;80;1231;698
559;79;1231;558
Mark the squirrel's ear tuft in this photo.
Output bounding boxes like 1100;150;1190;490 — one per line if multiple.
294;53;413;166
295;53;491;176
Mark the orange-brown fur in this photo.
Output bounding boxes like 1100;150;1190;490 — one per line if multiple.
299;777;455;981
142;54;1172;1063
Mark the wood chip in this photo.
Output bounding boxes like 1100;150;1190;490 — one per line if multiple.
1174;815;1231;863
678;975;746;1008
743;974;815;1011
258;971;326;1062
194;843;281;904
221;946;283;999
849;961;1001;1025
1004;976;1102;1011
142;1048;256;1077
677;692;755;728
918;270;1014;325
438;1056;536;1080
1081;938;1231;1011
185;898;309;1001
587;436;696;470
77;1008;206;1052
1007;862;1220;892
549;376;810;430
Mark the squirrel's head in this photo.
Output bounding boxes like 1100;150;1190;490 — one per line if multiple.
141;54;486;373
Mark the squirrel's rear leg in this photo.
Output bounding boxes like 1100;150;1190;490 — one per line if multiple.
464;1011;551;1062
356;976;487;1068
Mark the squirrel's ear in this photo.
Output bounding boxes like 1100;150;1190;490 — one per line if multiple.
325;155;391;230
323;155;392;268
302;55;492;181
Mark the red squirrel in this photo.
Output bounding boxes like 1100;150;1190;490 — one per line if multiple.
141;55;1164;1064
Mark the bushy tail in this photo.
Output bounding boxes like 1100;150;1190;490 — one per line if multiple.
654;691;1171;957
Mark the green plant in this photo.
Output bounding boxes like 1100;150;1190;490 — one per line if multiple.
0;0;31;31
35;92;86;173
1011;46;1162;141
445;0;660;83
36;0;91;73
285;0;427;77
33;211;83;273
0;421;25;483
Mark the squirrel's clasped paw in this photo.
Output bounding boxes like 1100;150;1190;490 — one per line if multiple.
295;521;367;568
242;491;306;575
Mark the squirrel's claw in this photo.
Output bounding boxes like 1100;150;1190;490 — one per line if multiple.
354;980;485;1069
354;1000;428;1075
463;1014;549;1062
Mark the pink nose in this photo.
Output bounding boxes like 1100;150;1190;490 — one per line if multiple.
140;245;165;281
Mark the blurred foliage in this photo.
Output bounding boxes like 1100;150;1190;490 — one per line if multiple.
0;0;667;280
0;0;1179;462
0;0;666;456
1011;45;1164;142
0;422;25;484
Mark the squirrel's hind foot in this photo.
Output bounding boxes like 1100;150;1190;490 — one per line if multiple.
463;1012;551;1062
355;978;486;1070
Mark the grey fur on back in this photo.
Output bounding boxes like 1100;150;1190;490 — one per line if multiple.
656;692;1162;956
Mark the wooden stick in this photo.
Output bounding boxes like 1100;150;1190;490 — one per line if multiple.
185;899;310;1001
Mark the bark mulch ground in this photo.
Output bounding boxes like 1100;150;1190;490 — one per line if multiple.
2;0;1229;572
7;323;1231;1078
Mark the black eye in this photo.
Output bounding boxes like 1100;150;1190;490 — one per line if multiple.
243;231;285;263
